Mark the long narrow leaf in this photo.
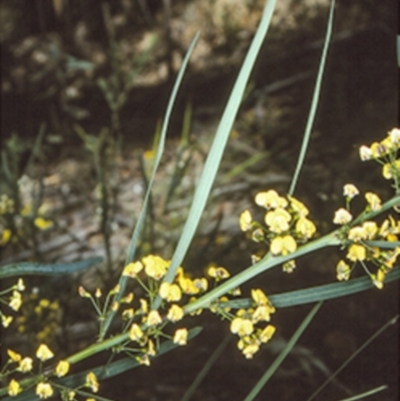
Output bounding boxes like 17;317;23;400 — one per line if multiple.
0;257;102;279
288;0;335;195
162;0;278;288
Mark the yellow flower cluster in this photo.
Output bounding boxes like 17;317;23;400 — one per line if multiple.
239;190;316;270
6;344;73;399
359;127;400;192
0;279;25;328
79;254;211;367
229;289;276;359
334;183;399;289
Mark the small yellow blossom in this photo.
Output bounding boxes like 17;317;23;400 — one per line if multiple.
173;328;188;345
159;282;182;302
146;310;162;327
255;190;288;209
347;244;366;262
86;372;99;393
371;269;386;289
343;184;359;199
251;227;265;242
36;382;54;399
251;289;269;305
147;339;156;357
259;325;276;343
123;261;143;278
265;208;292;233
55;360;70;377
139;299;148;314
129;323;144;341
296;217;316;239
388;128;400;147
359;145;372;161
1;228;12;244
36;344;54;361
143;255;168;280
283;260;296;273
288;196;309;217
18;357;33;372
365;192;381;211
270;235;297;256
7;349;22;362
167;304;184;322
121;292;134;303
242;343;260;359
193;278;208;293
239;210;253;231
362;221;378;239
137;354;151;366
122;308;134;319
382;160;400;180
252;305;273;323
9;291;22;311
208;266;230;280
370;142;389;158
78;286;91;298
8;380;21;396
336;260;351;281
34;217;53;230
347;226;366;242
230;317;254;337
15;279;25;291
2;315;13;327
94;288;102;298
333;208;352;225
67;391;76;401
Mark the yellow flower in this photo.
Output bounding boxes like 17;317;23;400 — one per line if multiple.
251;289;268;305
142;255;168;280
336;260;351;281
382;160;400;180
359;145;372;161
147;339;156;357
18;357;33;372
346;244;366;262
7;349;22;362
34;217;53;230
2;315;13;327
146;310;162;327
36;382;54;399
283;259;296;273
36;344;54;361
239;210;253;231
230;317;254;337
259;325;276;343
85;372;99;393
252;305;273;323
365;192;381;211
208;266;230;280
288;196;309;217
55;360;70;377
9;291;22;311
78;286;90;298
270;235;297;256
139;299;148;314
167;304;184;322
122;308;134;320
192;278;208;293
370;142;389;158
1;228;12;244
296;217;316;239
129;323;144;342
8;380;21;396
265;208;291;233
15;278;25;291
333;208;352;225
159;282;182;302
362;221;378;239
371;269;386;290
388;128;400;147
255;190;288;209
343;184;359;199
173;328;188;345
242;343;259;359
347;226;366;242
123;261;143;278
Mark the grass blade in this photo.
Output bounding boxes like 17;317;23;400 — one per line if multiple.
288;0;335;195
0;257;102;279
162;0;278;288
